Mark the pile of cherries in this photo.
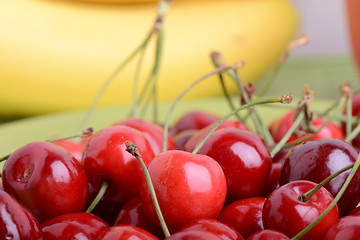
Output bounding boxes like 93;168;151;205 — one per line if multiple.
3;88;360;240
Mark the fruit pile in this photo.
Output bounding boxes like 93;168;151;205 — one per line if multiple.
1;1;360;240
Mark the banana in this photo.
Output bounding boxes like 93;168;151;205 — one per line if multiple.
0;0;299;118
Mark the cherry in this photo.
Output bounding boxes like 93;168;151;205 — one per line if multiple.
165;229;224;240
172;110;221;135
246;229;290;240
114;196;162;238
112;118;176;155
342;91;360;149
53;137;89;162
82;125;155;205
187;128;271;202
262;180;338;240
218;197;265;239
321;215;360;239
173;129;198;150
0;190;42;239
40;212;109;239
280;138;360;216
178;218;244;240
264;163;282;197
269;110;344;143
96;225;159;240
2;141;89;222
140;150;227;233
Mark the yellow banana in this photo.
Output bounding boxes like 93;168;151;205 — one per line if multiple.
0;0;299;118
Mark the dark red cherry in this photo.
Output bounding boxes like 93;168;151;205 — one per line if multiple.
82;126;155;205
246;229;290;240
2;141;89;222
264;163;282;197
41;212;109;239
112;118;176;155
140;150;227;233
178;218;244;240
96;225;159;240
280;138;360;216
187;128;271;202
218;197;265;238
0;190;42;240
173;129;198;150
321;215;360;239
262;180;338;240
166;229;223;240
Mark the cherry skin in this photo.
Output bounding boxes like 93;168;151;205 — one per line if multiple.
96;225;159;240
269;110;344;143
0;190;42;240
114;196;162;238
165;229;224;240
262;180;339;240
82;126;155;205
173;129;198;150
40;212;109;240
218;197;265;239
172;110;221;135
280;138;360;216
321;215;360;239
264;163;282;197
112;118;176;155
246;229;290;240
53;137;89;162
2;141;89;222
178;218;244;240
186;128;271;202
140;150;227;233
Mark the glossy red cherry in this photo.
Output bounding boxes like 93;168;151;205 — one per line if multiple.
178;218;244;240
2;141;89;222
321;215;360;239
82;126;155;205
114;196;162;238
0;190;42;240
96;225;159;240
140;150;227;233
218;197;265;238
41;212;109;240
264;163;282;197
172;110;221;135
173;129;198;150
187;128;271;202
246;229;290;240
262;180;339;240
112;118;176;155
269;110;344;143
166;229;223;240
280;138;360;216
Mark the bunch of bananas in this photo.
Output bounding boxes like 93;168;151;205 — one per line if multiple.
0;0;298;118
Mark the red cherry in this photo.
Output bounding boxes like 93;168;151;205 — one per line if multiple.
82;126;155;205
321;215;360;239
218;197;265;239
187;128;271;202
264;163;282;197
246;229;290;240
114;196;162;238
97;225;159;240
2;141;89;222
173;129;198;150
280;138;360;216
140;150;227;233
112;118;176;155
53;137;89;162
262;180;339;240
0;190;42;239
172;110;221;135
165;229;224;240
41;212;109;239
342;91;360;149
178;218;244;240
269;111;344;143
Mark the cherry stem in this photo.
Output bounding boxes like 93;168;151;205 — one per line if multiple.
257;63;283;98
125;141;171;238
346;118;360;143
270;111;304;158
0;128;94;163
298;163;354;202
192;95;293;154
85;180;109;213
162;64;238;152
346;96;353;138
291;154;360;240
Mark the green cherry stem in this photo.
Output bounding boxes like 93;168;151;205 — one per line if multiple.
192;94;293;154
346;96;353;138
291;153;360;240
125;141;171;238
345;118;360;143
85;180;110;213
270;111;304;158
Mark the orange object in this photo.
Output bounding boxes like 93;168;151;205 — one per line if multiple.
347;0;360;75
